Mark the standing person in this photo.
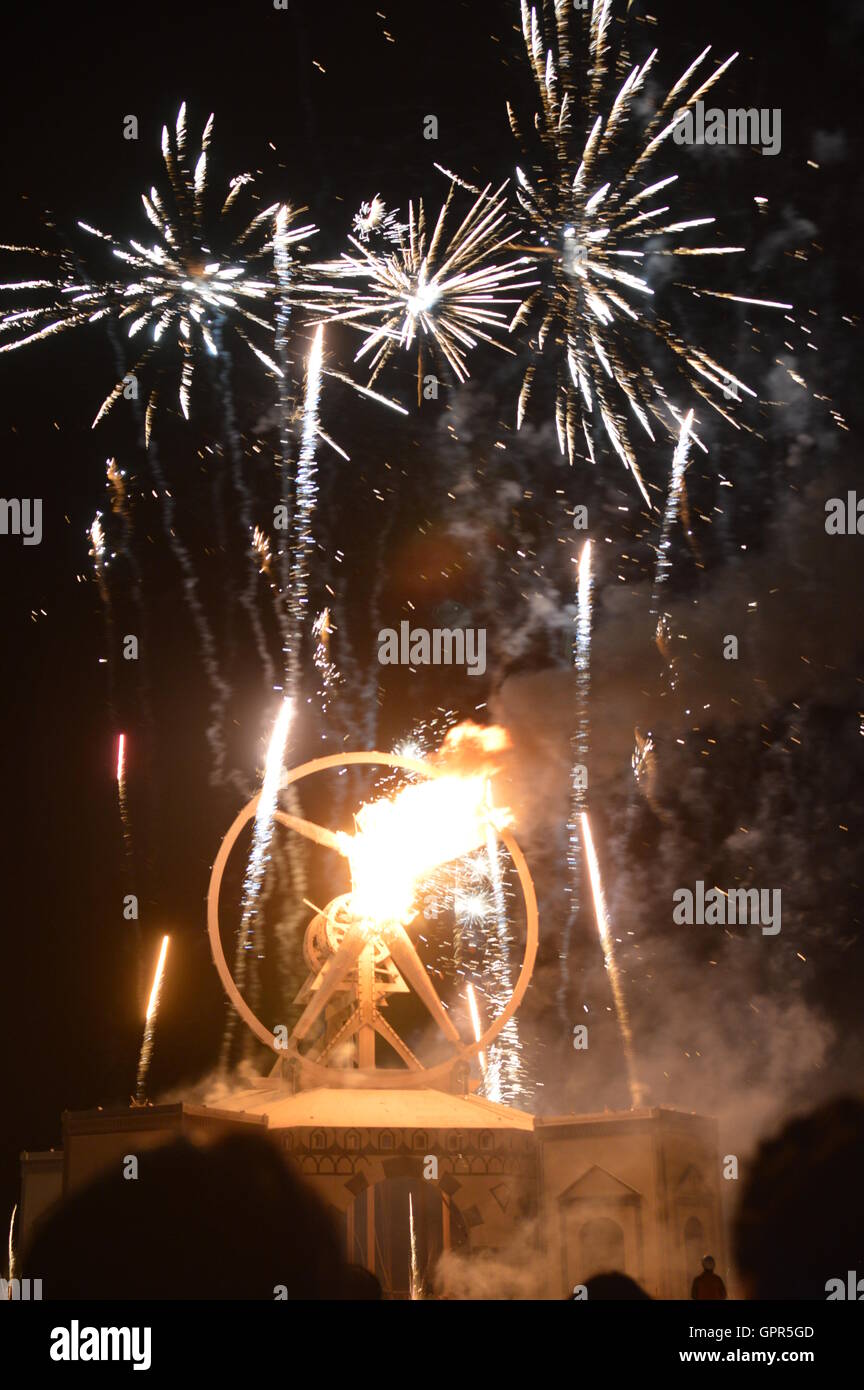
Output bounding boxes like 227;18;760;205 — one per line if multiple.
691;1254;727;1300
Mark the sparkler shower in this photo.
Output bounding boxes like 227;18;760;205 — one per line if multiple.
135;934;170;1103
2;0;862;1324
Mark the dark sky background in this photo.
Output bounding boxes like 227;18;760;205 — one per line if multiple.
1;0;863;1234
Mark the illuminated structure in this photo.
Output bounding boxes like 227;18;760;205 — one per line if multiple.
20;750;728;1297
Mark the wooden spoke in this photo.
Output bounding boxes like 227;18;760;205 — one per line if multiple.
273;809;344;854
292;925;366;1040
383;923;461;1044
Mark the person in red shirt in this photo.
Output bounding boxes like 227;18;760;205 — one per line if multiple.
691;1254;727;1300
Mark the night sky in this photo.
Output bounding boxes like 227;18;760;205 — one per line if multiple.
2;0;863;1236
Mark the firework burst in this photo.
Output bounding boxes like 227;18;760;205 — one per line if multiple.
510;0;791;495
311;179;539;403
352;194;406;246
0;103;316;442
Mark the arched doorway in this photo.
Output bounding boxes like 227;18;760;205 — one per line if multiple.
344;1177;450;1298
579;1216;625;1280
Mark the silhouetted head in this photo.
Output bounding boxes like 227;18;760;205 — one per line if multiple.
701;1255;715;1272
23;1131;350;1299
581;1270;652;1300
336;1263;383;1300
735;1096;864;1300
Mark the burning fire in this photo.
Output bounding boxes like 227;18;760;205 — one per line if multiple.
337;724;513;925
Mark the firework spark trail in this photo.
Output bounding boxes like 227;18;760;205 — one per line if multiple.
104;457;159;779
274;204;299;612
104;458;149;652
447;833;523;1105
214;323;275;692
650;409;695;704
510;0;792;486
409;1194;420;1300
143;426;238;787
284;324;324;698
135;934;169;1102
653;409;694;606
267;327;327;1013
481;826;527;1105
7;1204;17;1284
101;308;237;790
559;539;594;1016
310;180;538;403
349;501;398;765
219;697;293;1071
89;509;116;711
465;981;488;1079
114;723;142;998
115;733;132;861
312;607;341;717
631;725;670;826
580;811;644;1108
92;463;156;1000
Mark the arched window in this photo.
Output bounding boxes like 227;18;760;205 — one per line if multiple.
579;1216;625;1280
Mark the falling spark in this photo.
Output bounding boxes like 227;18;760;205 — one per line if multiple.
580;811;644;1108
313;607;341;713
510;1;792;487
136;934;169;1102
253;526;272;575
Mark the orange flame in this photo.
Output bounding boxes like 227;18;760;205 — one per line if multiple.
338;724;513;925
